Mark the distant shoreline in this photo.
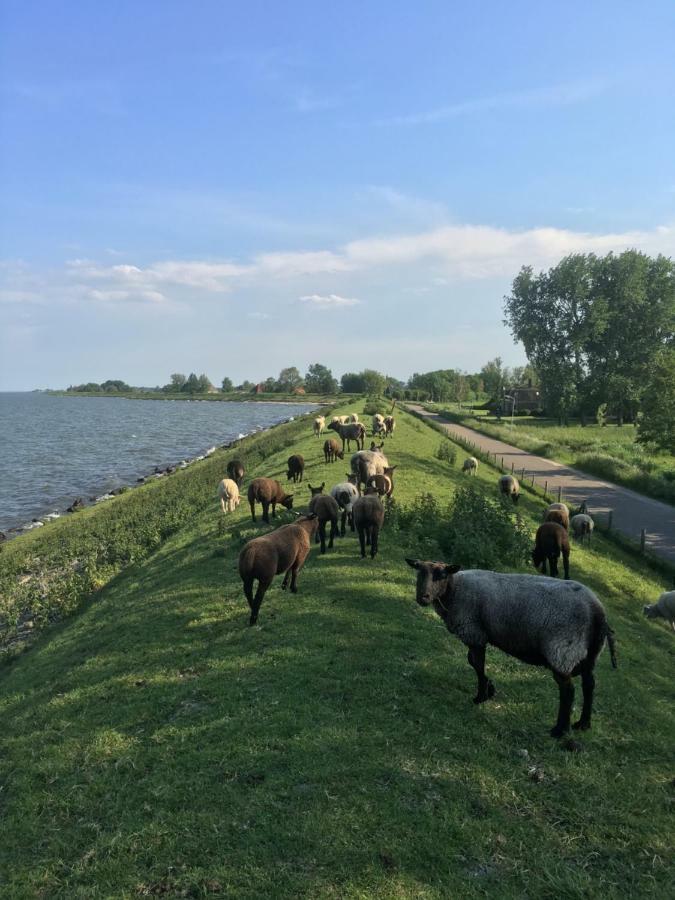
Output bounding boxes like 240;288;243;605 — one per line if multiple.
45;390;342;404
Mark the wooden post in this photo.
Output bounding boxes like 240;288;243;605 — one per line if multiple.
531;474;535;486
511;462;514;474
607;510;613;531
521;468;526;482
501;456;504;469
640;529;646;554
544;480;548;497
557;485;562;502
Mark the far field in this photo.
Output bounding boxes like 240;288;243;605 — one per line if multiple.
0;407;673;898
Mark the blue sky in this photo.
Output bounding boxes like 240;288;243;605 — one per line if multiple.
2;1;674;389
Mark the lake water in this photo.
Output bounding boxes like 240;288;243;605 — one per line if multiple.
0;393;317;534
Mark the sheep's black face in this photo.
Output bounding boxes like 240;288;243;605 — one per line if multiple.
405;559;461;608
643;604;658;619
282;495;294;510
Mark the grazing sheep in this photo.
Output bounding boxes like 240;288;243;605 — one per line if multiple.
308;483;339;553
499;474;520;504
226;459;245;487
570;513;594;545
351;449;390;489
533;522;570;579
217;478;241;514
463;457;479;476
352;493;385;559
366;465;397;497
247;478;294;523
372;413;386;438
405;559;617;737
384;415;396;437
313;416;326;437
544;502;570;531
323;438;344;464
286;454;305;483
330;477;359;535
238;514;319;625
643;591;675;631
328;420;366;452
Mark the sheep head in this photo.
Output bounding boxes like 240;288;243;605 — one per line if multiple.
406;559;461;609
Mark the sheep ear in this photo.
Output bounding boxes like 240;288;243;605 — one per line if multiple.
443;564;461;575
320;482;325;489
405;558;421;570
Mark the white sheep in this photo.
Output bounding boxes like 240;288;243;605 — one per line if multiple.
330;478;360;535
462;457;479;476
372;413;386;437
570;513;594;545
313;415;326;437
330;415;349;426
217;478;241;514
351;449;390;488
349;413;359;423
643;591;675;631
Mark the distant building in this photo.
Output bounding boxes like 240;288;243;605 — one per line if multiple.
510;385;543;411
293;386;306;395
253;383;265;394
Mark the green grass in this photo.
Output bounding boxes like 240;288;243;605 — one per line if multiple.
432;406;675;506
1;407;673;898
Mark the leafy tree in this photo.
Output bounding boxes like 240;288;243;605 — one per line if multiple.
341;372;364;393
305;363;338;394
637;349;675;451
237;380;254;392
277;367;303;392
360;369;387;396
170;373;187;388
221;377;233;392
100;379;131;392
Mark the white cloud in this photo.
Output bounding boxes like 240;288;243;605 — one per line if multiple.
300;293;360;308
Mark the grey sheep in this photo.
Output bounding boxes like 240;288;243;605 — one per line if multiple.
351;449;390;489
499;474;520;503
352;492;385;559
406;559;617;737
462;457;479;476
570;513;594;545
330;477;359;535
643;590;675;631
308;483;340;553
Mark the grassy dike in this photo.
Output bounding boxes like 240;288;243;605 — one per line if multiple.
1;406;673;898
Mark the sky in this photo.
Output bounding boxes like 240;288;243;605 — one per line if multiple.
1;1;675;390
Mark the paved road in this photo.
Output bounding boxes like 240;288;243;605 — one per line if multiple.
406;404;675;566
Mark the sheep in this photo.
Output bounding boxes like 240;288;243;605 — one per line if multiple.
286;454;305;483
238;514;319;625
313;416;326;437
544;502;570;531
366;465;397;497
643;591;675;631
328;420;366;452
217;478;241;514
307;483;340;553
384;415;396;437
372;413;386;438
532;522;570;579
351;449;390;489
330;415;349;426
352;493;385;559
247;478;294;523
370;441;385;452
499;474;520;504
405;559;617;737
330;477;359;535
349;413;359;423
323;438;344;464
462;457;479;476
570;513;594;545
226;460;245;487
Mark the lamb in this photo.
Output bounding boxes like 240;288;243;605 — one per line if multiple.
366;465;397;497
544;502;570;531
286;454;305;483
499;474;520;503
384;415;396;437
570;513;594;545
352;492;385;559
313;416;326;437
351;449;390;489
532;522;570;579
323;438;344;463
238;514;319;625
217;478;241;514
643;591;675;631
372;413;386;438
463;457;479;476
330;477;359;535
405;559;617;737
307;483;340;553
226;459;245;487
247;478;294;523
328;419;366;452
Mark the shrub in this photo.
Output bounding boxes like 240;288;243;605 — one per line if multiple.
363;400;390;416
435;441;457;465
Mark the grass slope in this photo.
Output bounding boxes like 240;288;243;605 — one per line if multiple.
1;408;673;898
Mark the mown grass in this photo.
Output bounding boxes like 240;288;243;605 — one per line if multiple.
432;406;675;506
1;407;673;898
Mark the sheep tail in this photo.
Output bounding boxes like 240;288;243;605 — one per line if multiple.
605;622;618;669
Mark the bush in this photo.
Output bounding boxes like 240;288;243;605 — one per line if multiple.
363;400;390;416
435;441;457;465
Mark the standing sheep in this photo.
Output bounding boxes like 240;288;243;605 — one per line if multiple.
499;474;520;504
532;522;570;579
247;478;294;523
313;416;326;437
462;457;479;476
544;502;570;531
308;483;340;553
349;413;360;423
570;513;594;545
286;454;305;483
217;478;241;514
384;415;396;437
330;477;359;535
352;492;385;559
351;449;390;489
323;438;344;464
366;466;397;497
406;559;617;737
226;460;245;488
328;420;366;452
238;515;319;625
643;591;675;630
372;414;386;438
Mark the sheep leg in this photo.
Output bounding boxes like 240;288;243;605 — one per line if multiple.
562;549;570;580
318;520;327;554
328;517;337;548
549;554;559;578
468;645;495;703
220;497;226;513
357;526;367;558
340;509;347;537
289;546;310;593
249;499;257;522
249;577;272;626
271;500;277;519
550;672;574;737
370;524;379;558
349;511;355;532
573;663;595;731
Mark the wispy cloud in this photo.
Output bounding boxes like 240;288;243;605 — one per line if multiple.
377;79;609;126
300;293;360;308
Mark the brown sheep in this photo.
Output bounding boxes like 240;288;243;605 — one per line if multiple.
286;454;305;483
499;474;520;504
352;492;385;559
307;482;339;553
328;420;366;452
384;415;396;437
323;438;344;463
544;502;570;531
238;514;319;625
226;459;245;487
247;478;294;523
366;465;397;497
533;522;570;579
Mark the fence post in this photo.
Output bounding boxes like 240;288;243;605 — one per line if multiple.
640;529;646;554
501;456;504;469
521;468;526;481
608;510;613;531
531;474;535;486
544;480;548;497
511;462;514;474
557;485;562;502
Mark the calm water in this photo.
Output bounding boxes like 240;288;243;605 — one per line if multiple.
0;393;317;534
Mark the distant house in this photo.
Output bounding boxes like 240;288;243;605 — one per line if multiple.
293;386;306;395
508;385;543;412
253;383;265;394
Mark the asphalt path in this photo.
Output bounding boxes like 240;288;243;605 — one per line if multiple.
406;405;675;566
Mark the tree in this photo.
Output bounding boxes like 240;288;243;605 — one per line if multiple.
170;373;187;388
221;377;233;392
304;363;338;394
341;372;364;393
360;369;387;396
637;349;675;451
479;357;505;399
277;367;303;392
